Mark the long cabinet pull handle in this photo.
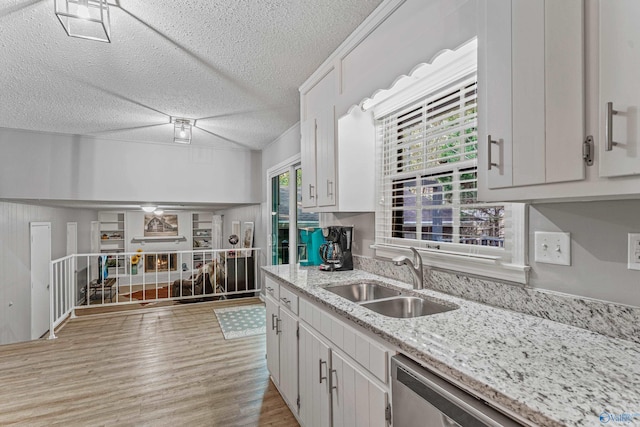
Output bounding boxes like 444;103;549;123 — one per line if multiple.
329;368;337;391
319;359;327;384
327;179;333;197
606;102;619;151
275;318;282;335
271;314;277;330
309;184;315;199
487;135;499;170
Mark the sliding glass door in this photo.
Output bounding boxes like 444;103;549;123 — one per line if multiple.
271;171;290;265
270;164;319;266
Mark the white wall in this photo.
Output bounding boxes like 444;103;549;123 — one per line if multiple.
260;123;301;203
0;127;261;205
0;201;96;345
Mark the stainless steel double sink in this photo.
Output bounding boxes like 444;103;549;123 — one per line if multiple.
324;282;457;318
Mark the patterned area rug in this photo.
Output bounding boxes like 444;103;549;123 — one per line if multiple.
214;304;266;340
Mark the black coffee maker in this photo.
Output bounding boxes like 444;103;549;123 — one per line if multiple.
319;226;353;271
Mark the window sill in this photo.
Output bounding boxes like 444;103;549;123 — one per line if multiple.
372;244;530;285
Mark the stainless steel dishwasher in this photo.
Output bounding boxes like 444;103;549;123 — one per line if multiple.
391;355;524;427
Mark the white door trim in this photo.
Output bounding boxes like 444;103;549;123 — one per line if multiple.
30;222;51;340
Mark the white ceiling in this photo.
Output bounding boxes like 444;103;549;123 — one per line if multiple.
0;0;383;150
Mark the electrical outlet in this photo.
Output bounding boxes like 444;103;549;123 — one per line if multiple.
534;232;571;266
628;233;640;271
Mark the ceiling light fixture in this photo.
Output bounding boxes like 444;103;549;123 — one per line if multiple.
153;209;164;215
141;205;157;213
170;117;195;144
54;0;111;43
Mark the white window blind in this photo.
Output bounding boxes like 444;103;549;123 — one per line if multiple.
376;75;509;255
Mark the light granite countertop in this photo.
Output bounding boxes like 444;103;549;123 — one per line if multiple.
262;264;640;427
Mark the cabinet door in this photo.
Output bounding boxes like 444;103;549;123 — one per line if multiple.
599;0;640;177
317;105;336;207
331;352;388;427
299;324;331;427
301;69;337;210
480;0;584;193
279;308;299;410
301;118;318;209
265;296;280;384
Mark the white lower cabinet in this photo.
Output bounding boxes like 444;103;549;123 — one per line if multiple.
331;351;388;427
298;295;391;427
266;281;392;426
299;324;331;427
278;308;298;408
265;283;298;412
265;295;280;383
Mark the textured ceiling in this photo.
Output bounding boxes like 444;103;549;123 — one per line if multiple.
0;0;383;150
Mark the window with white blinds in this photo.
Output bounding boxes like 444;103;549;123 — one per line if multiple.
376;75;508;254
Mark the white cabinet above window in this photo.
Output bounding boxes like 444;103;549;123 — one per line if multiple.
300;69;375;213
477;0;585;201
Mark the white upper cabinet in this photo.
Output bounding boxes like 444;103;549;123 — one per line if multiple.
301;69;337;210
478;0;585;201
300;68;376;212
599;0;640;178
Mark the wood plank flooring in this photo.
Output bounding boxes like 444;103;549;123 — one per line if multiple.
0;298;298;426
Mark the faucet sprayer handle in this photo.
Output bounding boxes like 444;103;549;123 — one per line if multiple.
410;247;422;269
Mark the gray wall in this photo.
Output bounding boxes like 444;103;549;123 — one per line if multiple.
0;201;97;345
331;203;640;307
529;201;640;307
321;212;375;259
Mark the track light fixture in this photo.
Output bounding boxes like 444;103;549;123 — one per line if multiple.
170;117;195;144
54;0;111;43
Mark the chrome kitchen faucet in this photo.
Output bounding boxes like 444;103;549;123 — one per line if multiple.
392;247;424;290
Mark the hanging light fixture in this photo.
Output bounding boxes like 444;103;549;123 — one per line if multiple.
54;0;111;43
171;117;194;144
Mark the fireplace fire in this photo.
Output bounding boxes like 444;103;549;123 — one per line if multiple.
145;253;178;273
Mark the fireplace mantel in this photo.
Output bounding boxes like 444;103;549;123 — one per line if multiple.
130;235;187;244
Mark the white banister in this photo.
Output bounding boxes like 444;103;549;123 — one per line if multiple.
48;248;262;339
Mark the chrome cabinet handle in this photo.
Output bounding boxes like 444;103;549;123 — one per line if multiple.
275;318;282;335
280;297;290;305
327;179;333;197
487;135;498;169
266;286;273;293
271;314;278;330
319;359;327;384
309;184;315;199
329;368;337;391
606;102;619;151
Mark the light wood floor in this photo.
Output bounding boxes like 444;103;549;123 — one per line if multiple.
0;298;298;426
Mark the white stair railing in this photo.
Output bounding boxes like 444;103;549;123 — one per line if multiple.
49;248;261;339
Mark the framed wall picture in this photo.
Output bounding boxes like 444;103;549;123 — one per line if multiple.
231;220;241;239
242;221;254;249
144;214;178;237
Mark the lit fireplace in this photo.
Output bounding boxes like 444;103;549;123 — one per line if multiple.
145;253;178;273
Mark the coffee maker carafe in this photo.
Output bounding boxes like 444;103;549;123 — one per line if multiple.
319;226;353;271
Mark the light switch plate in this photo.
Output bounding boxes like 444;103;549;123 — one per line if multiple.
534;232;571;266
628;233;640;270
